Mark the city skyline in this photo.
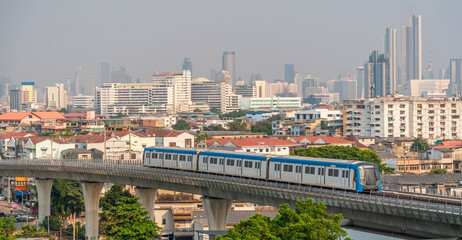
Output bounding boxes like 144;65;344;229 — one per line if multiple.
1;1;462;87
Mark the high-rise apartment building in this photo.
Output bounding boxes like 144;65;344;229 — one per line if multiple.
364;51;390;98
401;13;422;87
384;26;397;95
191;78;240;112
46;83;68;109
285;64;295;83
253;80;267;98
20;82;36;104
9;89;21;111
448;58;462;97
182;58;192;77
101;62;110;86
345;97;462;140
73;94;95;109
222;51;235;87
235;84;255;98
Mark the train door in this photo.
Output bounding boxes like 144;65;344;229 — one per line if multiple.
236;159;242;174
202;156;208;170
173;154;178;167
158;153;164;166
219;158;225;172
341;169;350;188
295;165;302;181
187;155;192;169
274;163;281;179
317;167;325;184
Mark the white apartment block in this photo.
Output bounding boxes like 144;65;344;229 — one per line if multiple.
345;96;462;140
73;94;94;109
295;109;343;122
46;83;68;109
240;96;302;110
221;83;241;112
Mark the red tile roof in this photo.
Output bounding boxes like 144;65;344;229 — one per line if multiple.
143;129;184;137
0;132;36;139
207;138;298;147
66;135;106;143
0;112;32;121
433;141;462;149
33;112;66;120
23;136;68;145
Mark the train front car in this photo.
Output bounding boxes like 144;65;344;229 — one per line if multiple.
356;162;381;191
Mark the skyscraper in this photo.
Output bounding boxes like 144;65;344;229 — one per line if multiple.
401;13;422;87
111;66;132;83
20;82;36;104
364;51;390;98
356;67;365;99
101;62;110;86
222;51;235;87
46;83;68;109
285;64;295;83
182;58;192;77
9;89;21;111
448;58;462;97
384;25;397;95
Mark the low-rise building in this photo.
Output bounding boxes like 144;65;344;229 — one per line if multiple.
142;129;194;148
205;138;299;155
288;136;354;147
240;96;301;110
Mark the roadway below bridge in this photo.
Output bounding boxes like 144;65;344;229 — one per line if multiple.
0;159;461;239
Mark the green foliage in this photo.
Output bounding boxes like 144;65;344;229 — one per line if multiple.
100;184;132;211
266;114;282;122
40;215;64;232
227;120;247;131
410;137;430;152
101;197;161;240
0;217;16;239
51;179;85;217
195;132;212;143
172;119;191;130
293;146;394;174
216;199;350;240
251;120;272;135
429;168;448;174
203;124;226;131
193;108;203;112
65;222;85;239
16;225;50;238
220;110;246;119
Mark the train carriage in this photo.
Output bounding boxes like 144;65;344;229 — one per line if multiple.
143;147;381;192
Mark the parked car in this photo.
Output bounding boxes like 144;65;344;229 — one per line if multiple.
15;214;34;222
0;195;5;201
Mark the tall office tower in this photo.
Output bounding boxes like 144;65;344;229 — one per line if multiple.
332;80;357;102
9;89;21;111
384;26;397;95
364;51;390;98
101;62;110;86
222;51;235;87
182;58;192;77
448;58;462;97
285;64;295;83
253;80;268;98
356;67;365;98
73;66;82;96
401;13;422;87
294;73;303;97
46;83;68;109
210;69;217;81
111;66;132;83
20;82;36;104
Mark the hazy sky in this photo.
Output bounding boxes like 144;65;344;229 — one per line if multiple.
1;0;462;88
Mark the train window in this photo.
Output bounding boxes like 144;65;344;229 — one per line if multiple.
145;152;150;158
219;158;224;165
305;166;315;174
283;164;293;172
317;168;325;175
236;160;242;167
202;157;208;163
244;161;253;168
328;169;339;177
295;166;302;173
226;159;235;166
179;155;186;161
342;170;349;178
165;154;172;160
210;158;218;164
151;153;157;159
187;156;192;162
255;162;261;169
173;155;178;160
274;163;281;171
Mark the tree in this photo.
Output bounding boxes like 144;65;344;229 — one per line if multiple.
101;197;161;240
210;107;221;114
50;179;85;217
193;108;202;112
227;120;247;131
429;168;447;174
410;137;430;152
100;184;132;211
293;146;394;174
220;110;246;119
172;119;191;130
40;215;64;232
0;217;16;239
250;120;272;135
216;199;350;240
195;132;212;143
16;224;50;238
203;124;226;131
266;114;282;122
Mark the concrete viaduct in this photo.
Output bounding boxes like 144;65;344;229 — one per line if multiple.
0;159;461;239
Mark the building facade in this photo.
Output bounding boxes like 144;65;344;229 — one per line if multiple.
240;97;301;110
46;83;68;109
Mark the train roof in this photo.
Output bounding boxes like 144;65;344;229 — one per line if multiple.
145;147;198;154
272;155;378;168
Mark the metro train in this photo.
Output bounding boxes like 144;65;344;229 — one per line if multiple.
143;147;381;192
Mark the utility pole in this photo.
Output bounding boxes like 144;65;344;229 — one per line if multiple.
128;125;132;159
403;146;408;174
103;121;107;160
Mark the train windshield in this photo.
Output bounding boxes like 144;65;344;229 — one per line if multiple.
359;165;379;187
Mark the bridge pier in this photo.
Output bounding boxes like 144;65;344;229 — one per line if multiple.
35;179;53;224
201;196;232;232
81;182;104;240
135;187;157;221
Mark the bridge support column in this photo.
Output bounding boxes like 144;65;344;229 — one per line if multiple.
135;187;157;221
81;182;104;240
35;179;53;224
201;197;232;231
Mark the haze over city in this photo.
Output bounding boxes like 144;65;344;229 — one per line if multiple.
1;0;462;86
